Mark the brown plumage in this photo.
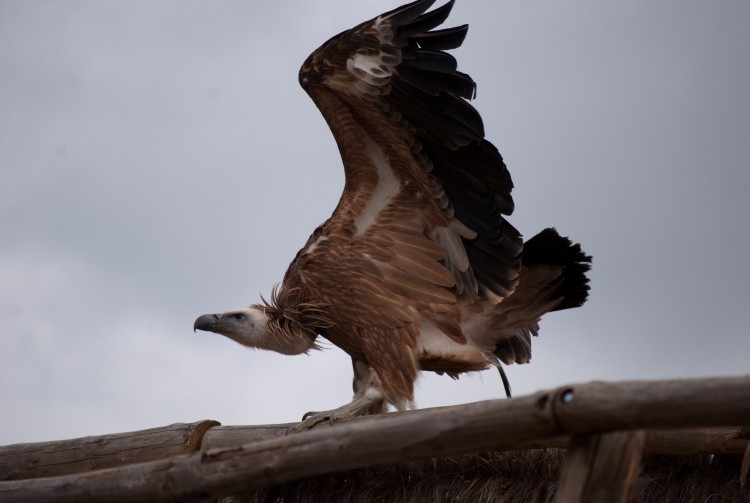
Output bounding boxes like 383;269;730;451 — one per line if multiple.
194;0;591;428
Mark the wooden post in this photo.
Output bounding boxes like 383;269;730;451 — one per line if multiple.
555;430;646;503
741;441;750;489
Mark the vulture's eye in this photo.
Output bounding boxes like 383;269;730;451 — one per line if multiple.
231;313;245;321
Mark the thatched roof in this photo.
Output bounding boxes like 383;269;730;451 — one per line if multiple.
225;450;748;503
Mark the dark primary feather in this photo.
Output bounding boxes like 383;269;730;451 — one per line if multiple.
400;50;457;73
381;0;438;27
388;85;482;146
411;25;468;51
397;66;476;99
394;0;456;41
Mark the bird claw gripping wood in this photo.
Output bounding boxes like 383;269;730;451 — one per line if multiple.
286;411;335;434
284;410;335;434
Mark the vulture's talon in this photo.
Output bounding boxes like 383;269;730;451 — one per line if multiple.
301;411;318;421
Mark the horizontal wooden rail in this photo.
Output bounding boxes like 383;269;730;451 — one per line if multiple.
0;420;219;481
4;422;748;483
0;376;748;502
201;424;750;456
3;422;748;483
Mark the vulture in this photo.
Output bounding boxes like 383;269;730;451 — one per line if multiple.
194;0;591;430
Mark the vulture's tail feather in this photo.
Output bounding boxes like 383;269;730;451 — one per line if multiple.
522;228;592;311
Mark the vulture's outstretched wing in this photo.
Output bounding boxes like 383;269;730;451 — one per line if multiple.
285;0;525;401
297;0;521;302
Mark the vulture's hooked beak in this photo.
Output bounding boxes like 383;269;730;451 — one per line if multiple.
194;313;220;333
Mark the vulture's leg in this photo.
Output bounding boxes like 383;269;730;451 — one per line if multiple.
497;365;512;398
290;359;386;432
483;352;512;398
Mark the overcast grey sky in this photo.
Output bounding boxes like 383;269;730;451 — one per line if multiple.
1;0;749;445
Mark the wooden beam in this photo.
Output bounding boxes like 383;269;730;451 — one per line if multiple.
741;442;750;489
0;376;748;502
644;427;750;456
0;420;219;481
2;424;747;482
201;424;750;456
546;376;750;434
3;423;747;482
555;431;646;503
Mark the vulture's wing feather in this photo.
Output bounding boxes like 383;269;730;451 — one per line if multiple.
297;0;523;298
380;0;438;27
410;25;468;51
393;0;456;40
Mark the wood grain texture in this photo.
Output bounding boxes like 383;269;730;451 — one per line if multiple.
201;424;750;456
555;431;646;503
3;424;747;482
0;420;219;481
741;441;750;488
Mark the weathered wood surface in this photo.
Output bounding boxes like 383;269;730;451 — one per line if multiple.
555;430;646;503
3;423;747;484
742;441;750;488
2;424;747;482
0;376;748;503
644;427;750;456
202;424;750;456
0;420;219;481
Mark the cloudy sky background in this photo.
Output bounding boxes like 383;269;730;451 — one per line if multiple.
1;0;749;445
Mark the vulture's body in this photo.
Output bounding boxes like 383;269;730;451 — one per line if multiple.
194;0;591;427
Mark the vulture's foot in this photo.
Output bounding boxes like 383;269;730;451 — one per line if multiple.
288;389;384;433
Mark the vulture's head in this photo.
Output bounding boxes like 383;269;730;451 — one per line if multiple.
193;306;316;355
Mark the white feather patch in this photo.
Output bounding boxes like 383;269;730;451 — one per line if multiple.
347;53;392;88
354;135;400;236
415;313;493;363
